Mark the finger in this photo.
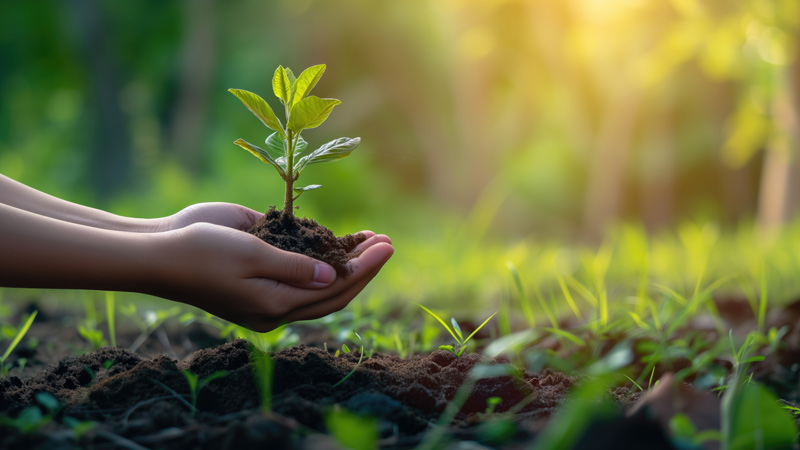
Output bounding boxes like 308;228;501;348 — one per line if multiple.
348;241;394;274
227;204;263;230
249;242;393;314
253;244;337;289
278;253;389;323
284;242;393;320
351;233;392;256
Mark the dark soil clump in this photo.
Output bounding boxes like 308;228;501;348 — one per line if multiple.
246;207;367;277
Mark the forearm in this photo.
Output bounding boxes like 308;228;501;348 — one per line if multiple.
0;174;160;232
0;202;157;292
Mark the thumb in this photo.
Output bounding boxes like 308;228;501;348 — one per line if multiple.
258;246;337;289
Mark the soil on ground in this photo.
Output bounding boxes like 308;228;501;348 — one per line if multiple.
2;297;800;449
0;340;581;449
246;207;367;277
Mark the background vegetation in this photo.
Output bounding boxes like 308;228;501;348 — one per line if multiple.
1;0;799;314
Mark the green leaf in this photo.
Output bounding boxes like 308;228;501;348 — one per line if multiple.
198;371;227;390
542;327;586;346
266;132;307;157
416;304;459;343
1;310;37;363
272;66;292;105
451;318;464;342
294;185;322;195
287;96;341;132
233;139;287;177
290;64;326;106
183;370;198;394
35;392;60;413
464;312;498;345
728;382;797;450
325;407;378;450
228;89;285;137
295;137;359;172
342;344;351;354
285;67;297;89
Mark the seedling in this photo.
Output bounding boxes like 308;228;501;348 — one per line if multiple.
182;370;227;418
416;304;496;358
230;64;360;217
484;397;502;415
0;310;37;376
119;304;181;352
333;331;364;388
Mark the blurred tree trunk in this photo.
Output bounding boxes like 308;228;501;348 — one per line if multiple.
169;0;216;174
581;86;640;242
70;0;132;205
757;59;800;232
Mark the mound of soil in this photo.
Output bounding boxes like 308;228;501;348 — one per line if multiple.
247;207;367;277
0;341;581;449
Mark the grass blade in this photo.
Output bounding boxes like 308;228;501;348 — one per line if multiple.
555;272;583;321
507;262;536;326
415;304;459;343
463;312;497;345
1;310;37;363
106;291;116;348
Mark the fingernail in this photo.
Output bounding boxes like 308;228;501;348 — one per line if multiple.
313;263;335;285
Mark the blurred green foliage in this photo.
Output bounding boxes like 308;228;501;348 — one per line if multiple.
1;0;798;240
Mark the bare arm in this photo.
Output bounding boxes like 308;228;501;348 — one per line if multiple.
0;174;160;232
0;202;394;331
0;174;263;233
0;202;154;290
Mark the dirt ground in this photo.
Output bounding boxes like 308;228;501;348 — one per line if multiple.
1;296;799;449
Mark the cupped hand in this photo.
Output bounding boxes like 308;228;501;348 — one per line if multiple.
145;222;393;331
160;202;264;232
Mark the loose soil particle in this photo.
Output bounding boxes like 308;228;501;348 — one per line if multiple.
246;207;367;277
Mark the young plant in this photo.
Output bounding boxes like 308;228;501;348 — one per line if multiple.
0;310;37;376
333;331;364;388
230;64;360;217
182;370;227;418
416;304;496;358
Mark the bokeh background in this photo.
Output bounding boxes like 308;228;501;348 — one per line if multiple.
1;0;799;313
2;0;799;241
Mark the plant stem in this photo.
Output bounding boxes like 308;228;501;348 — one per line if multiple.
283;131;295;217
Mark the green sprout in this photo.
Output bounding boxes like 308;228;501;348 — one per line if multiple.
416;304;496;358
182;370;227;418
333;331;364;388
229;64;360;217
0;310;37;376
